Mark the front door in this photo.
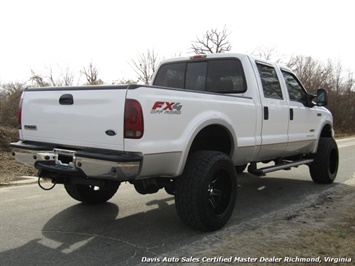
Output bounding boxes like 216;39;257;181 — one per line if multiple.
281;70;318;155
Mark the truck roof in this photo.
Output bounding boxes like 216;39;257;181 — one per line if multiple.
160;53;249;64
158;53;292;72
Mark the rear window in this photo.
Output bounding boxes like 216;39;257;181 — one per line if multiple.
153;59;247;93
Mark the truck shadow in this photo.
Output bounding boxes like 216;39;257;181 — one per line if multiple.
0;174;347;265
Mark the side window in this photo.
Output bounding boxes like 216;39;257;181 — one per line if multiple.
281;71;308;105
256;63;283;99
153;63;185;88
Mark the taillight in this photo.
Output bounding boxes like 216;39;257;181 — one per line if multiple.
18;96;23;129
124;99;144;139
190;55;207;60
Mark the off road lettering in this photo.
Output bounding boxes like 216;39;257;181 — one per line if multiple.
151;101;183;114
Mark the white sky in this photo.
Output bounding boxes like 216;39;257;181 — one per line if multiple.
0;0;354;84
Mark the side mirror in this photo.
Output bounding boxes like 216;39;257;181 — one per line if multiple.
316;88;328;106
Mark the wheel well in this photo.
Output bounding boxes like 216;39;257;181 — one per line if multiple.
189;125;233;156
320;124;332;138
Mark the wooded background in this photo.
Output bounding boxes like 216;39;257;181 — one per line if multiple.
1;27;354;150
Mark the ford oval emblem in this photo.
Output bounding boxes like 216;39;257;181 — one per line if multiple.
105;130;117;136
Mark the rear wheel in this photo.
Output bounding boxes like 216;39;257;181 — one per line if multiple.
175;151;237;231
64;181;120;204
309;137;339;184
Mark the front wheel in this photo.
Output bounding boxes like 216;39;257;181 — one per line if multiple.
175;151;237;231
64;181;120;204
309;138;339;184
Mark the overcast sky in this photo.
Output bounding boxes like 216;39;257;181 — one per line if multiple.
1;0;354;84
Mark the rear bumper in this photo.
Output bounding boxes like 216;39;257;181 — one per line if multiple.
11;141;142;181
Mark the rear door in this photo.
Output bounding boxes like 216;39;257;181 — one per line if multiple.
21;86;127;151
254;62;289;160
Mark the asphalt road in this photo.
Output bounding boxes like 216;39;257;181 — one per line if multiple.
0;138;354;265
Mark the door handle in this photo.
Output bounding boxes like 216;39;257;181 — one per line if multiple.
290;108;294;120
264;106;269;120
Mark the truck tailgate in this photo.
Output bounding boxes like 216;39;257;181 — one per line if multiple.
20;86;127;151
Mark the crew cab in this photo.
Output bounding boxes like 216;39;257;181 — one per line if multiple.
11;53;339;231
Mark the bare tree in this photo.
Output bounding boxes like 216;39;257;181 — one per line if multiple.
131;49;159;85
251;45;284;62
29;66;75;87
113;78;138;85
287;55;355;133
0;82;24;128
81;62;104;85
29;70;51;87
191;26;232;54
287;56;333;93
58;66;74;86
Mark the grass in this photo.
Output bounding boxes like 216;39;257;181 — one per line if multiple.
202;184;355;266
0;152;36;183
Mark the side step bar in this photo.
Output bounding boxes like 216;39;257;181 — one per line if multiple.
249;159;314;176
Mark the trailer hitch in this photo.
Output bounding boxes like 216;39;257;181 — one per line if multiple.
37;169;57;191
38;176;56;190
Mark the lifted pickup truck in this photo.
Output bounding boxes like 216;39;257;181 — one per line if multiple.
12;53;339;231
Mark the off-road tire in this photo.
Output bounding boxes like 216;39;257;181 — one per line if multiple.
175;151;237;231
64;181;120;204
309;137;339;184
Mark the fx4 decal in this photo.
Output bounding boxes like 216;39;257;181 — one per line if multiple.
151;101;183;115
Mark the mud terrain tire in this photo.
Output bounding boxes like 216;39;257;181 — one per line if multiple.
309;137;339;184
175;151;237;231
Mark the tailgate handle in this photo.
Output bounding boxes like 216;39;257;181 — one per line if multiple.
59;94;74;105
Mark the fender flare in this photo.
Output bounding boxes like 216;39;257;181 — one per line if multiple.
174;114;237;176
312;120;334;154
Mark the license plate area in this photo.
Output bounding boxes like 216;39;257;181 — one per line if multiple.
54;149;76;167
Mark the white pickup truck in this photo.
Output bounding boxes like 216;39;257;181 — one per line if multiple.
11;53;339;231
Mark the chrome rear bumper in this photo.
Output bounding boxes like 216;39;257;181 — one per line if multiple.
11;141;142;181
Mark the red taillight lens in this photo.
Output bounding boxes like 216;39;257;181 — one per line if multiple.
124;99;144;139
190;55;207;60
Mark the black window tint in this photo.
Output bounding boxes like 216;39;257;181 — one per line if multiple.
154;63;185;88
207;60;247;93
153;58;247;93
282;71;308;105
186;62;207;91
257;63;283;99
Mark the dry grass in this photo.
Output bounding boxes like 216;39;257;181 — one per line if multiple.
202;181;355;266
0;152;36;183
0;126;36;183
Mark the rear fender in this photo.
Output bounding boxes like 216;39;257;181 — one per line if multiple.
175;114;236;176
